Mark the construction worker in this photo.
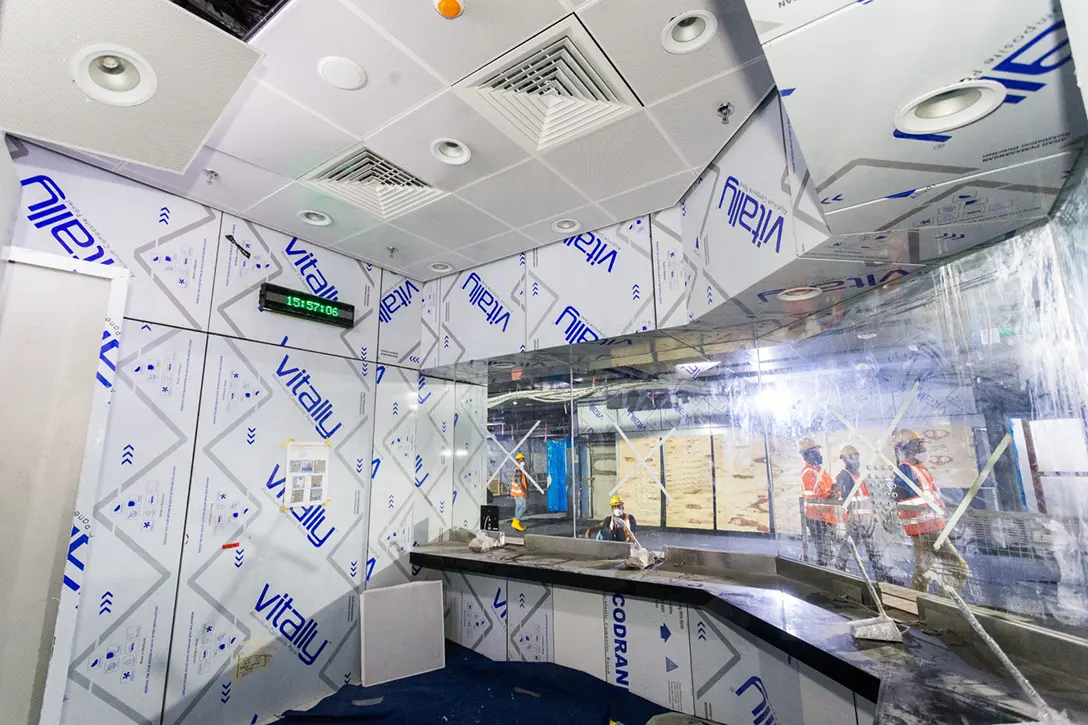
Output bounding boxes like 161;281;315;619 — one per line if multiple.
893;429;969;593
600;495;637;542
799;438;843;566
832;445;888;581
511;452;528;532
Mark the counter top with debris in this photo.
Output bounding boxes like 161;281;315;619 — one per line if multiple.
411;539;1088;725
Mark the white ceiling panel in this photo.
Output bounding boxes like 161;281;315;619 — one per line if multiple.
346;0;569;85
598;171;694;222
457;159;588;228
364;90;530;191
391;194;510;249
119;147;290;213
206;79;359;178
541;111;687;199
399;249;476;281
648;59;774;169
243;181;382;244
577;0;764;105
458;230;539;264
518;204;614;246
333;223;445;269
250;0;445;139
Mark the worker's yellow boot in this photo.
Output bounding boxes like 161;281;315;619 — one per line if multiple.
511;518;526;532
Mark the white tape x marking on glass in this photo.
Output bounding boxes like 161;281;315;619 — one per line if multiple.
608;419;676;502
487;420;546;495
933;433;1011;551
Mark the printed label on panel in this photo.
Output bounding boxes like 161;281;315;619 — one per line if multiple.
210;215;379;361
603;593;694;714
59;322;205;725
451;573;508;662
440;256;526;363
377;273;422;367
527;219;655;351
420;279;441;369
7;138;220;331
651;205;691;330
366;364;419;589
507;580;553;663
164;335;373;724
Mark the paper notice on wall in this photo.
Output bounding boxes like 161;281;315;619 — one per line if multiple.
284;442;330;508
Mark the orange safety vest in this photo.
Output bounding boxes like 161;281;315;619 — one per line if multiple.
511;469;526;498
896;462;946;536
801;464;843;524
840;470;871;523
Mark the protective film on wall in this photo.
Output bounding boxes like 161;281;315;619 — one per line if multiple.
527;219;655;350
58;321;206;725
452;382;488;530
210;215;380;361
415;374;455;544
366;363;419;590
164;335;374;724
420;279;441;369
7;138;221;331
377;273;422;368
441;255;526;363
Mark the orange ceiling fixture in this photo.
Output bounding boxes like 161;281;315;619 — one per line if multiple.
435;0;464;19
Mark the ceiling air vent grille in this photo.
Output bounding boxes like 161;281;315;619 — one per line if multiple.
459;20;639;151
306;148;445;220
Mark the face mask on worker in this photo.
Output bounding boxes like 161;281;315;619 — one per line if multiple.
914;449;929;463
811;451;823;466
612;507;624;518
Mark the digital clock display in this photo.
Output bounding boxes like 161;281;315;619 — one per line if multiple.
258;283;355;329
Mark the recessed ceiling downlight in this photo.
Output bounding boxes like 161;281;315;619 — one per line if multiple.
661;11;718;55
894;80;1006;136
777;287;822;302
71;45;157;107
552;218;581;233
297;210;333;227
431;138;472;166
318;56;366;90
429;261;454;273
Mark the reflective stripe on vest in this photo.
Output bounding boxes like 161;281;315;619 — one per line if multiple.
896;462;945;535
801;464;844;524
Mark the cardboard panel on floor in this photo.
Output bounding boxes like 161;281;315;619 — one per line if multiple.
164;335;374;725
59;322;206;725
552;586;606;681
377;273;423;368
527;219;655;350
209;215;381;361
604;593;695;715
367;363;419;590
507;580;554;663
7;138;221;331
440;255;526;363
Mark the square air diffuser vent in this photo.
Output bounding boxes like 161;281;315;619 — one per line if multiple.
456;17;641;151
0;0;261;173
306;147;446;221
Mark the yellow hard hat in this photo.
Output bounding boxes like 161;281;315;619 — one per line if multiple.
894;429;924;447
516;452;525;460
798;437;820;453
840;444;859;458
609;495;624;508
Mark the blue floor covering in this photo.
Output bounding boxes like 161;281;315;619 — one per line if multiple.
274;641;668;724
